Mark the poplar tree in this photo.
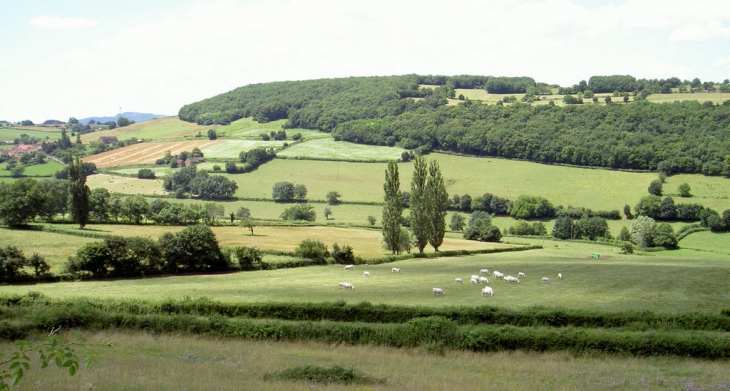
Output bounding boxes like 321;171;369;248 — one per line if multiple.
68;156;90;229
409;156;429;253
425;160;449;251
382;160;402;254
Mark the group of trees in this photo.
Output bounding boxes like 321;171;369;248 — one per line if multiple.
162;165;238;200
65;225;228;278
272;181;308;202
226;147;276;173
0;245;51;283
382;158;454;254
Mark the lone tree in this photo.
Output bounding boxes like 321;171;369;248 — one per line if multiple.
68;155;90;229
326;191;342;205
425;160;449;251
382;161;403;254
409;156;429;253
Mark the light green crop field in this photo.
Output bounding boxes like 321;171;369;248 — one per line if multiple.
3;240;730;313
277;138;406;161
0;128;60;142
647;92;730;104
200;139;287;159
87;173;168;196
0;161;64;177
66;224;506;258
218;153;730;212
0;227;99;272
5;331;729;391
79;116;210;143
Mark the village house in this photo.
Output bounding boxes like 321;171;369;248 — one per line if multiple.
0;144;42;158
97;136;118;144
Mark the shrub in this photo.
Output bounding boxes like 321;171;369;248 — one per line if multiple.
234;246;262;271
294;239;329;262
263;365;385;385
331;243;355;264
367;215;376;225
280;204;316;221
137;168;156;179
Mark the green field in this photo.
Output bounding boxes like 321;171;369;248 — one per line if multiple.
0;127;60;142
200;139;288;159
4;331;729;391
0;227;99;272
3;239;729;314
0;161;64;177
278;138;406;161
79;116;210;143
676;231;730;256
647;92;730;104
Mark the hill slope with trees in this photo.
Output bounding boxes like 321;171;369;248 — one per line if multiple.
178;75;730;176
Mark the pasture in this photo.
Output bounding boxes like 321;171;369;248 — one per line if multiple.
3;331;729;391
0;227;99;271
200;139;287;159
86;174;167;195
0;127;60;142
78;116;210;143
216;118;325;140
82;140;221;168
4;240;729;314
277;138;407;161
647;92;730;104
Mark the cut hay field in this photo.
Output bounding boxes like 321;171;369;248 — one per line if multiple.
0;227;99;271
87;174;167;195
67;224;507;258
82;140;221;168
277;138;406;161
79;116;210;143
5;332;729;391
3;240;729;314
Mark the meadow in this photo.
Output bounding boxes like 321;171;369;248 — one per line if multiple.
0;227;99;271
0;161;63;177
3;331;729;391
277;138;407;161
0;127;60;142
4;239;729;314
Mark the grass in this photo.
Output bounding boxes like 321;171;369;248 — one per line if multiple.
647;92;730;104
5;331;730;391
0;128;60;142
0;227;99;272
87;174;168;196
3;238;730;314
200;139;288;159
677;231;730;256
277;138;406;161
79;116;210;143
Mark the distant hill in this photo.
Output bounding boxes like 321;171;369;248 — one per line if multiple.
80;112;166;125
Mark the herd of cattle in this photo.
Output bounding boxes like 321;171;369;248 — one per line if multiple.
337;265;563;297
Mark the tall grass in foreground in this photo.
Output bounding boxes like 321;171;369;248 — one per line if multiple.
4;331;730;390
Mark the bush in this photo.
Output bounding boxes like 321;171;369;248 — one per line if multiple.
137;168;156;179
294;239;329;262
234;246;262;271
280;204;316;221
331;243;355;264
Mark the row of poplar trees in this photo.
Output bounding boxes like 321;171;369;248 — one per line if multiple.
382;156;449;254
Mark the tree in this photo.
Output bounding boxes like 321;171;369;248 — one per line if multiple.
272;181;295;202
409;156;429;253
117;116;130;127
158;224;228;273
237;208;255;235
382;161;403;254
623;204;633;219
294;239;329;262
293;184;308;201
207;129;217;140
678;183;692;197
552;215;574;240
137;168;156;179
203;203;225;225
122;195;149;224
635;195;662;219
425;160;449;251
280;204;316;221
68;156;90;229
618;226;631;241
323;207;332;220
449;213;466;231
653;223;678;248
0;180;45;226
326;191;342;205
660;196;677;220
234;246;262;270
630;216;655;247
331;243;355;264
574;216;610;240
367;215;376;225
510;195;555;219
88;188;110;222
648;179;663;196
459;194;472;212
604;95;612;104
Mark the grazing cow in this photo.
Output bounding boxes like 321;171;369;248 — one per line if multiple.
494;271;505;279
481;286;494;296
391;267;401;274
504;276;520;284
363;271;371;277
518;272;526;277
478;276;489;284
340;282;354;290
480;269;489;275
455;278;463;284
542;277;551;283
558;273;563;280
432;288;445;296
470;277;479;284
344;265;354;270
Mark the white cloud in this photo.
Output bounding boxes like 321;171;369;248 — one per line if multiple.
670;21;730;42
29;15;98;30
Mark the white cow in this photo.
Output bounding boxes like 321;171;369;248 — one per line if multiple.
481;286;494;296
470;277;479;284
494;271;505;279
504;276;520;284
455;278;463;284
558;273;563;280
542;277;551;283
478;276;490;284
391;267;401;274
363;271;371;277
340;282;354;290
480;269;490;275
518;272;526;277
432;288;445;296
344;265;354;270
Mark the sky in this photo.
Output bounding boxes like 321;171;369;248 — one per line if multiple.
1;0;729;123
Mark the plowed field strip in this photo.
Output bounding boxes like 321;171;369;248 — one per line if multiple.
84;140;222;168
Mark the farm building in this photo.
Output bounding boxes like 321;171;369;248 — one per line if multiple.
176;156;203;167
0;144;42;157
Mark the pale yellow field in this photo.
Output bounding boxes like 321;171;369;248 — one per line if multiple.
86;174;168;195
83;140;222;168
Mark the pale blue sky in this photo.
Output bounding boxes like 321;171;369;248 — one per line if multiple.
1;0;729;123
